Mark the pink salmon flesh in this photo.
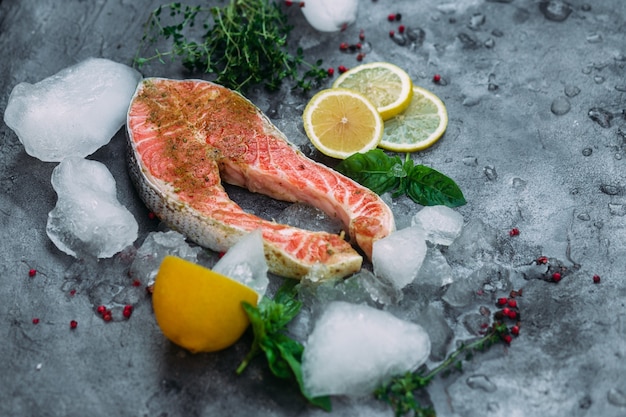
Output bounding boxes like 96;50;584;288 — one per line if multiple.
126;78;395;279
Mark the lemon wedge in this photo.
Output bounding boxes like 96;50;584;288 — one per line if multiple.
152;255;258;353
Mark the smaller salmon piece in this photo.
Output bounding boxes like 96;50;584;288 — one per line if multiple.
126;78;395;279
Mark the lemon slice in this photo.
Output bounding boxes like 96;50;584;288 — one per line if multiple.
332;62;414;120
302;88;384;159
379;85;448;152
152;255;258;353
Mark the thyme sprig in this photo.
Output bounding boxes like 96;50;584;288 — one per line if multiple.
135;1;328;92
374;322;510;417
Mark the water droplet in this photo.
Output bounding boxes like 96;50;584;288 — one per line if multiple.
600;184;620;195
586;33;603;43
484;165;498;181
582;148;593;156
539;1;573;22
607;387;626;407
391;33;407;46
588;107;613;128
582;66;593;75
608;204;626;216
488;73;499;92
512;177;527;190
466;374;497;392
551;96;571;115
564;85;581;97
594;75;606;84
458;32;480;49
616;153;623;160
405;27;425;45
487;402;500;412
484;38;495;48
463;156;478;167
462;95;481;107
577;212;591;221
615;84;626;92
581;4;592;11
579;395;592;409
468;13;486;30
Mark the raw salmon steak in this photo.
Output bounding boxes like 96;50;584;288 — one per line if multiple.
126;78;395;279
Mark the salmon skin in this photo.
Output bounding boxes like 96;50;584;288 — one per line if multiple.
126;78;395;279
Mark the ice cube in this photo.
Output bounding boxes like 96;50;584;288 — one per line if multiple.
372;226;427;289
302;301;431;397
46;157;138;258
3;58;141;162
415;247;454;287
213;229;269;298
129;230;201;285
411;205;464;246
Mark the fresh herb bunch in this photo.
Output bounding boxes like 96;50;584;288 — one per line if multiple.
375;322;510;417
135;1;328;92
237;281;331;411
335;149;467;208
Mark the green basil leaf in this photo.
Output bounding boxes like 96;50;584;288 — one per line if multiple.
335;149;404;195
261;337;293;379
405;165;467;207
271;281;302;327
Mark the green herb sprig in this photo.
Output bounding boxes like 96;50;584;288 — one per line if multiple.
134;1;327;92
335;149;467;208
374;322;510;417
237;281;331;411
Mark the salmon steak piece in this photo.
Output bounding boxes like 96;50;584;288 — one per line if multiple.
126;78;395;279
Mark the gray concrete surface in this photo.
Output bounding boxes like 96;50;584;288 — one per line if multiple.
1;0;625;416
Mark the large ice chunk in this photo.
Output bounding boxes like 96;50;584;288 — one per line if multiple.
3;58;141;162
213;229;269;298
411;205;464;246
46;157;138;258
302;301;431;397
372;226;427;289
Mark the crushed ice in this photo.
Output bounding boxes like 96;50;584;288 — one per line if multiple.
129;230;202;286
3;57;141;162
301;301;431;397
46;157;138;258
